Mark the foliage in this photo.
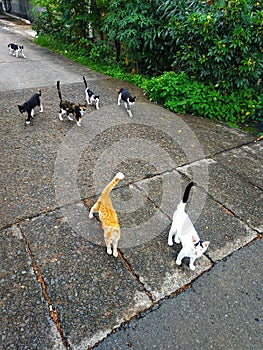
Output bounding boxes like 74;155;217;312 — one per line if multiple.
31;0;263;125
31;0;107;41
159;0;263;91
142;71;262;125
102;0;171;72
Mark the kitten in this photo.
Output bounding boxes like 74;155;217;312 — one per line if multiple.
83;76;100;110
18;90;43;125
89;172;125;257
57;81;86;126
117;88;136;117
168;182;210;270
8;43;27;58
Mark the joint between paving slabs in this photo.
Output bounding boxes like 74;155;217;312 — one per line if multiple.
117;249;157;304
18;225;72;350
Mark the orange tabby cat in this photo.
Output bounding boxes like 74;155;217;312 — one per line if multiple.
89;172;125;257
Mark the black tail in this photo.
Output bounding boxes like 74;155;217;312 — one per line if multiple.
182;182;194;203
38;90;41;96
83;76;88;88
57;81;62;101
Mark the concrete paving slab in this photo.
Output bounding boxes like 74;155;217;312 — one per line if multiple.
179;158;263;232
95;238;263;350
19;210;153;348
136;173;258;260
179;114;255;155
1;225;64;350
214;141;263;188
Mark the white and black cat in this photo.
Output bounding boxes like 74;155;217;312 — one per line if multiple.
8;43;27;58
117;88;136;117
83;76;100;110
168;182;210;270
57;81;86;126
18;90;43;125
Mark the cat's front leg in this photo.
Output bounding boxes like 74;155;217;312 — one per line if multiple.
189;257;196;271
175;249;185;266
39;104;43;113
25;112;31;125
117;93;121;105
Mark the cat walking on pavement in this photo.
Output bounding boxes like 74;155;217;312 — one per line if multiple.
168;182;210;270
89;172;125;257
18;90;43;125
117;88;136;117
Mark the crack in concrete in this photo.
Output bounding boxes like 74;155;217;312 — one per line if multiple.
17;225;71;350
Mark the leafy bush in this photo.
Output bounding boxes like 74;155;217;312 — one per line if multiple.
159;0;263;92
142;71;261;125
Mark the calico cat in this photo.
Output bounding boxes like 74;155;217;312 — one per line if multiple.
117;88;136;117
57;81;86;126
83;76;100;110
18;90;43;125
8;43;27;58
168;182;210;270
89;172;125;257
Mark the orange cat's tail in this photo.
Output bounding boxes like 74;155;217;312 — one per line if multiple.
102;172;125;196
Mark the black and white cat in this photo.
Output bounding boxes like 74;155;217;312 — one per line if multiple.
57;81;86;126
168;182;210;270
18;90;43;125
117;88;136;117
83;76;100;110
8;43;27;58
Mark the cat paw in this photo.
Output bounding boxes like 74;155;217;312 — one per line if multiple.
176;259;182;266
190;265;196;271
168;239;174;246
107;248;112;255
89;212;94;219
113;250;118;257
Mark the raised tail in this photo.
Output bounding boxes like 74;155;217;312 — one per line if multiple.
38;90;42;96
57;80;62;101
182;182;194;203
83;76;88;88
102;172;125;196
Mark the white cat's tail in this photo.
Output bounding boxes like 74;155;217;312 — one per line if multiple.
83;76;88;88
182;182;194;203
102;172;125;196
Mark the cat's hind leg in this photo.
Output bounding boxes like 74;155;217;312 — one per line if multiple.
59;108;66;121
189;257;197;271
112;238;119;257
104;234;113;256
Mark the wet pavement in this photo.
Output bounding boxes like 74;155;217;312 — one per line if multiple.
1;13;262;350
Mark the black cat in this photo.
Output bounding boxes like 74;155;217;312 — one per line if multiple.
18;91;43;125
117;88;136;117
